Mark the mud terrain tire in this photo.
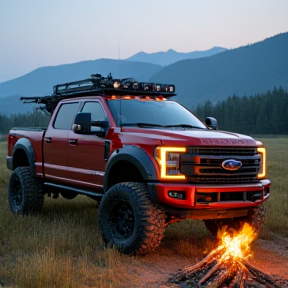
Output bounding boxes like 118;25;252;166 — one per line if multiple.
98;182;166;255
244;204;266;234
204;205;266;237
8;167;44;215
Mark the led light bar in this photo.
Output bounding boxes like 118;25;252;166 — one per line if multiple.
20;73;177;114
53;73;176;96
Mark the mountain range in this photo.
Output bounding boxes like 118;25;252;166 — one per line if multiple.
150;32;288;109
125;47;226;66
0;32;287;116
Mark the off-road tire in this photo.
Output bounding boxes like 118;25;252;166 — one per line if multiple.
98;182;166;255
8;167;44;215
244;204;266;235
204;205;266;237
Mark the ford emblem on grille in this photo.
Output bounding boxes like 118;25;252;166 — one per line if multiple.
221;159;242;171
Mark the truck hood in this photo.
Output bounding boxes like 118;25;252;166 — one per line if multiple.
119;127;258;147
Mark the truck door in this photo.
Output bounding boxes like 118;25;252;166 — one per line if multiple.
43;102;79;183
67;101;108;190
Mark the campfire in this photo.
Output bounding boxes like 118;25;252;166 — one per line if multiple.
169;223;288;287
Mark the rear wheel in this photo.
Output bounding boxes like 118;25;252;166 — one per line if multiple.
98;182;166;255
204;205;266;237
8;167;44;215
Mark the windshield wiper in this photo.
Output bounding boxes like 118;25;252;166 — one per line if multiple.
121;123;164;128
164;124;205;129
120;123;204;129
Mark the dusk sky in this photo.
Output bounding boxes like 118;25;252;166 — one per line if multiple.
0;0;287;82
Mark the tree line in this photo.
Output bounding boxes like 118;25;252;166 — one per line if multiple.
194;87;288;135
0;87;287;135
0;111;50;135
150;32;288;109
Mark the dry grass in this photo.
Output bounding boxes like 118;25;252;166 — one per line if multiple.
0;141;129;287
0;137;288;287
0;187;129;288
256;137;288;237
163;219;213;258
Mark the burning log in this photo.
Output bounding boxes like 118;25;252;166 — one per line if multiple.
170;258;287;287
169;223;288;288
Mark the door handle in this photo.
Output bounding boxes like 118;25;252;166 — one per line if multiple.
44;137;51;143
69;139;78;145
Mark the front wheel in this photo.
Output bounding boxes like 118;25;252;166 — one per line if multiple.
8;167;44;215
98;182;166;255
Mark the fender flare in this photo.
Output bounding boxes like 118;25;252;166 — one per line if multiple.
103;145;158;192
12;138;36;176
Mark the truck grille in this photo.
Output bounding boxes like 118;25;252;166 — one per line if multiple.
180;147;261;184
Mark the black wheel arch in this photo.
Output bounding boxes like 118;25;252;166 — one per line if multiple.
103;145;158;192
12;138;36;176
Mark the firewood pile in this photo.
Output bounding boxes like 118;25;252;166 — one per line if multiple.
169;248;288;287
169;223;288;288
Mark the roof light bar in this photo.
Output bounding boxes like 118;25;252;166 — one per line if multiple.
53;73;176;95
20;73;176;113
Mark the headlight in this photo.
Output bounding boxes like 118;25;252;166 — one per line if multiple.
257;147;266;179
155;147;186;180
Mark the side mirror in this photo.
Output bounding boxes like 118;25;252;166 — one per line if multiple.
91;120;109;129
205;117;218;130
73;113;91;134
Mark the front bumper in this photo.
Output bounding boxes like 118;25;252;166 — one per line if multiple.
147;179;270;211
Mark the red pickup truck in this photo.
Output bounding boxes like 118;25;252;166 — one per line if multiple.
6;74;270;255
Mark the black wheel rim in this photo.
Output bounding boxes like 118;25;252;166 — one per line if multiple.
110;200;135;240
10;174;23;210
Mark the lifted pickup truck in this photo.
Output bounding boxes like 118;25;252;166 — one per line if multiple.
7;73;270;254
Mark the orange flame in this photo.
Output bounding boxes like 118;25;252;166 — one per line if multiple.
217;223;258;263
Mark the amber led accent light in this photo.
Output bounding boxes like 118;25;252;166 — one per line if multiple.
156;147;186;180
257;147;266;179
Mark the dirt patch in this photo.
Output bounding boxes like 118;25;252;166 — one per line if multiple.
249;235;288;279
121;235;288;288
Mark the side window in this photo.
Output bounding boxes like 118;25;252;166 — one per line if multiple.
81;102;108;132
54;102;79;130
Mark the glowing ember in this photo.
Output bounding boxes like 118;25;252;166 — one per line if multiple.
169;223;288;287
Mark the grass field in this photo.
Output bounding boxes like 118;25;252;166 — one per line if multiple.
0;137;287;287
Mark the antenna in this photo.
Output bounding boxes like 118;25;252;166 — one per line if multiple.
118;38;121;78
118;38;122;129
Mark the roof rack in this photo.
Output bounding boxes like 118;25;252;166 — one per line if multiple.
20;73;176;113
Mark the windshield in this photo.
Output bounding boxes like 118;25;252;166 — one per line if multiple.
107;99;206;129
